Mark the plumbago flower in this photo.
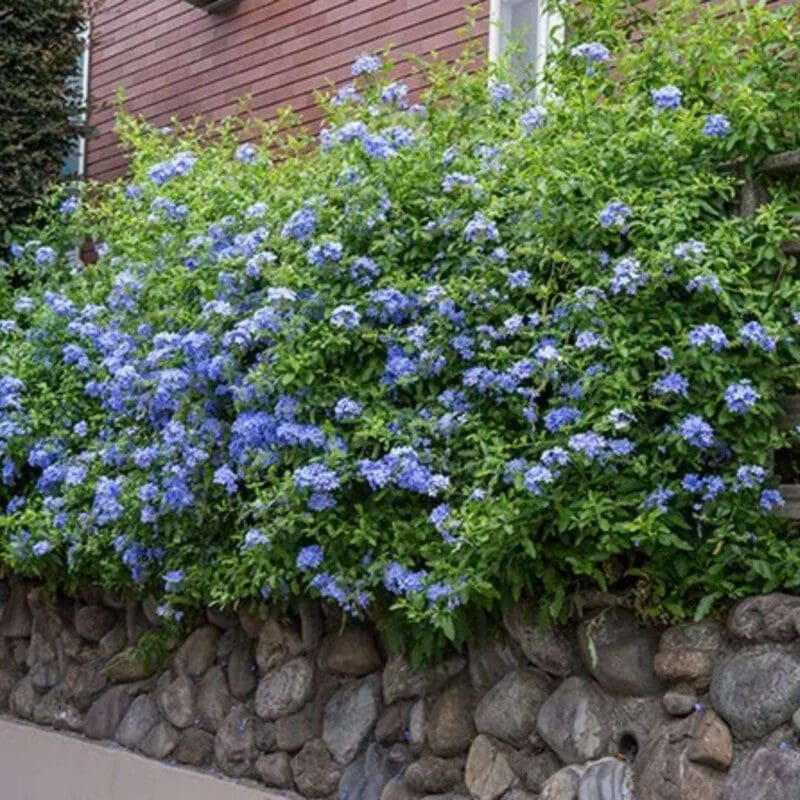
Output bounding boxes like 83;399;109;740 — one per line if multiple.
2;5;799;642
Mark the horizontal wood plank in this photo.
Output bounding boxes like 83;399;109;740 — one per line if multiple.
778;484;800;520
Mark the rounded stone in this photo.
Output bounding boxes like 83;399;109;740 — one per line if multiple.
255;657;315;721
115;694;159;749
175;626;219;677
256;751;294;789
405;756;465;794
291;739;341;798
157;673;196;729
75;606;116;643
578;609;662;696
727;745;800;800
321;627;382;676
710;648;800;738
174;728;215;766
465;735;515;800
503;603;576;677
427;682;477;756
322;674;381;764
475;668;552;748
197;665;233;733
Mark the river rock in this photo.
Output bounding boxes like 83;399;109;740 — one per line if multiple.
537;676;610;763
465;735;516;800
383;652;466;704
115;694;159;749
85;685;133;740
727;745;800;800
428;681;477;756
710;648;800;738
256;618;304;673
633;709;732;800
340;742;397;800
256;751;294;788
578;609;661;696
197;665;233;732
227;640;257;699
654;622;724;690
256;656;315;720
157;673;196;729
475;668;552;748
405;755;465;793
214;705;256;778
503;603;576;677
728;593;800;643
291;739;341;798
0;584;32;638
174;728;214;766
175;626;219;677
577;757;633;800
323;674;381;763
322;626;382;676
75;605;116;642
276;703;315;752
468;629;525;692
140;720;179;759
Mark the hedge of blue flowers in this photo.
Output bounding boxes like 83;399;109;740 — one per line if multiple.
2;0;799;644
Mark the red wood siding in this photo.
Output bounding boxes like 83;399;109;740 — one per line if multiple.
86;0;490;180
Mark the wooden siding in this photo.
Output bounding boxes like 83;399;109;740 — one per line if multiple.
86;0;490;180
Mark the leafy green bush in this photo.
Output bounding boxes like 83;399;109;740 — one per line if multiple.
0;0;87;239
2;0;799;652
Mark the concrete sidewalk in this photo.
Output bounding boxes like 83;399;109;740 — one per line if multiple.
0;718;289;800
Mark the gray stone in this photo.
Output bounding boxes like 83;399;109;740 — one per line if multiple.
214;705;256;778
578;609;662;696
503;603;576;677
85;685;133;740
428;682;477;756
206;606;239;629
664;691;698;717
103;648;156;683
525;751;562;793
710;648;800;738
633;710;733;800
115;694;159;749
323;674;381;764
541;766;585;800
216;627;242;660
577;757;633;800
227;641;257;699
727;745;800;800
793;707;800;736
465;735;515;800
376;701;412;744
256;751;294;788
405;756;464;793
156;673;196;729
381;777;417;800
34;688;83;732
75;605;116;642
60;626;93;663
322;627;382;676
9;676;36;720
197;665;233;733
654;622;724;690
503;792;537;800
98;623;127;660
476;668;552;748
408;699;427;753
140;720;179;759
175;626;219;677
276;703;316;752
238;609;264;639
63;660;109;711
299;599;324;652
537;676;610;764
26;630;59;690
291;739;341;798
256;657;315;720
339;742;395;800
256;618;304;673
255;718;277;751
728;593;800;643
468;629;525;693
0;666;18;711
383;652;466;704
174;728;215;766
0;584;32;638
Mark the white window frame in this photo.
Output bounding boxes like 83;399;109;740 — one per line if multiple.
62;23;90;179
489;0;563;81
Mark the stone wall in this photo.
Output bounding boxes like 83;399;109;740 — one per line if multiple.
1;579;800;800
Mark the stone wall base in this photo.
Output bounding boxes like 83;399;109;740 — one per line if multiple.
1;578;800;799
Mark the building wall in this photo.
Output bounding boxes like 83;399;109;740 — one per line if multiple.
86;0;490;180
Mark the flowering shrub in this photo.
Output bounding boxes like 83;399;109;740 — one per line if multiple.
1;0;799;650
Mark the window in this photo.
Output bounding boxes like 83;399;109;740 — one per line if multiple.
62;26;90;178
489;0;562;81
